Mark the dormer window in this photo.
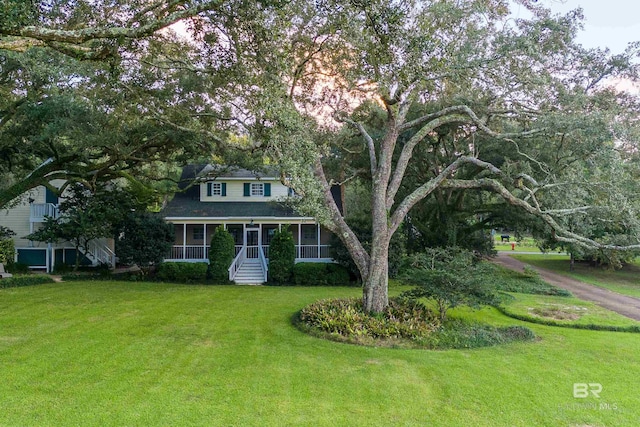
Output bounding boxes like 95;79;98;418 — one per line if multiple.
251;183;264;196
243;182;271;197
206;182;226;197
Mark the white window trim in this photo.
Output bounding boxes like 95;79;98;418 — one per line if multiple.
211;182;222;196
251;183;264;196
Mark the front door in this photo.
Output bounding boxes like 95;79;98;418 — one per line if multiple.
245;227;260;259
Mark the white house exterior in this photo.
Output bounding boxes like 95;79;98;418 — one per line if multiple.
0;181;115;272
162;165;334;284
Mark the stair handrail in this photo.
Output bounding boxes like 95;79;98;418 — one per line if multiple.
228;246;246;281
87;240;116;268
258;246;268;283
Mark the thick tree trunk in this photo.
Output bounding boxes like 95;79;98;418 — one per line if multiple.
570;252;575;271
363;245;389;312
364;160;392;313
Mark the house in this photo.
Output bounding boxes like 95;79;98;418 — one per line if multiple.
0;180;116;272
162;165;335;284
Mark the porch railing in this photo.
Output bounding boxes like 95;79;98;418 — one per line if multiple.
228;246;246;281
297;245;331;259
87;241;116;268
167;244;331;261
169;245;208;260
30;203;59;222
258;246;268;282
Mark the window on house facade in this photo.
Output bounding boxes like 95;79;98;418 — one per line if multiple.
206;182;226;197
243;182;271;197
263;228;277;245
251;183;264;196
303;227;317;242
193;226;204;241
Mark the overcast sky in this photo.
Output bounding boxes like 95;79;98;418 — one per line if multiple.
512;0;640;54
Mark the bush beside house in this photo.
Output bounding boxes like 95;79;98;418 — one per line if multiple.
156;262;209;283
208;226;235;282
293;263;352;286
268;227;295;284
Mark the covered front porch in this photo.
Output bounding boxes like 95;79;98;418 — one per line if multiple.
165;221;332;263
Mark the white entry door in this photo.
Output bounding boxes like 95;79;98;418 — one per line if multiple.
245;227;260;259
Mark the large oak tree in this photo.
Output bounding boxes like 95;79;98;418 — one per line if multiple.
179;0;640;312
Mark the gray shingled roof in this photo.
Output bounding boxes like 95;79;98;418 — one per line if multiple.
162;197;303;219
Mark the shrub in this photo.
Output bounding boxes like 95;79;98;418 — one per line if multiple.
422;320;536;349
208;226;235;283
297;297;537;349
156;262;208;283
0;275;55;288
298;297;439;342
7;262;29;274
116;212;175;273
268;227;296;284
485;263;571;296
0;238;15;266
292;263;352;286
401;249;499;321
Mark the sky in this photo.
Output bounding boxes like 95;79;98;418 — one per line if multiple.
512;0;640;54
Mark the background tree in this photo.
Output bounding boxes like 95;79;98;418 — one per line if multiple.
0;1;272;208
116;213;175;274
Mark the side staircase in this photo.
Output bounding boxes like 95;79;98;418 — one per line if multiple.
233;259;266;284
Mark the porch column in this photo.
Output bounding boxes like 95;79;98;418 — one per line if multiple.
203;223;207;260
317;223;321;259
297;223;302;258
182;223;187;260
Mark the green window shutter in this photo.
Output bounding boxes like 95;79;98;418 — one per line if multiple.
243;183;250;197
221;183;227;196
207;183;212;197
264;183;271;197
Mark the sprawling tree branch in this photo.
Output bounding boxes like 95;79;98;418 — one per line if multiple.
337;116;377;175
443;178;640;251
389;156;501;235
1;3;219;45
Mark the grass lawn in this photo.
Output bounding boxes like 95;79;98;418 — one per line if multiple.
493;236;549;253
1;281;639;426
498;293;640;329
512;254;640;299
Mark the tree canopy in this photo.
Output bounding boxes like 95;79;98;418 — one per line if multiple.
3;0;640;312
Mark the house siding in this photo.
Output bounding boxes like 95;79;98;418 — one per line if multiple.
0;186;47;247
200;179;287;202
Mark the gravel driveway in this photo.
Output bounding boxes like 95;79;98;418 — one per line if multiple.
492;253;640;321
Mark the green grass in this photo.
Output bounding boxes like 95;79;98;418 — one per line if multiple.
1;281;640;426
499;292;640;329
493;236;549;253
513;254;640;298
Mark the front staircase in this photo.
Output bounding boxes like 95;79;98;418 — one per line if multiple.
233;259;266;284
